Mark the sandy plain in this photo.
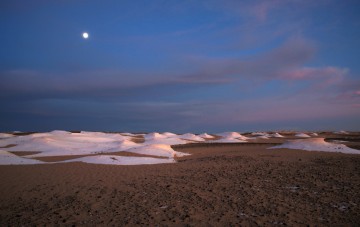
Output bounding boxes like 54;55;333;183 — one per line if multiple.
0;133;360;226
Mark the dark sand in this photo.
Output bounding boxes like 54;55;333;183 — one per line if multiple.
1;140;360;226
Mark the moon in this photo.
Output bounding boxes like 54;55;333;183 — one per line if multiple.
82;32;89;39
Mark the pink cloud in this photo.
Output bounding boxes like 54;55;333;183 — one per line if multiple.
279;67;347;80
336;89;360;102
278;66;348;86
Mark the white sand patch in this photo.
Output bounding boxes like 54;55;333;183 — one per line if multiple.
209;136;247;143
144;136;186;145
0;133;14;139
311;133;318;136
334;130;349;135
62;155;175;165
50;130;72;135
0;150;43;165
269;138;360;154
217;131;241;137
198;133;214;139
162;132;177;137
269;133;284;138
79;131;133;139
1;131;140;157
144;132;167;140
178;133;205;142
143;132;202;145
251;132;268;136
144;132;204;143
0;131;192;165
248;132;270;139
249;132;284;139
3;130;357;165
126;144;189;158
331;140;349;144
120;132;137;136
295;133;311;138
216;132;249;140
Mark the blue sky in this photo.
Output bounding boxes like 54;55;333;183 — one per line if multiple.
0;0;359;132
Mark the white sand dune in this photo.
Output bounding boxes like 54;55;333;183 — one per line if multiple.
143;133;186;145
2;131;139;157
126;144;189;158
178;133;205;142
249;132;284;139
1;131;358;165
269;133;284;138
216;132;249;140
198;133;214;139
270;138;360;154
209;136;247;143
249;132;270;139
62;155;175;165
0;150;44;165
144;132;167;140
0;131;190;165
251;132;268;136
162;132;177;137
143;132;204;144
334;130;349;135
120;132;139;136
295;133;311;138
0;133;14;139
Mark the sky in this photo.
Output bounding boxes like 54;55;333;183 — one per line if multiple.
0;0;360;133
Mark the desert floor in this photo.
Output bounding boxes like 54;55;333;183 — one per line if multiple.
1;138;360;226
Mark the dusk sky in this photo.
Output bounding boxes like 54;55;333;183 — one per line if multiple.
1;0;360;133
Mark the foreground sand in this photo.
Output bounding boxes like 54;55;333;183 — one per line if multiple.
1;143;360;226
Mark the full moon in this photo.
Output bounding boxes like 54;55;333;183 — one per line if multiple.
82;32;89;39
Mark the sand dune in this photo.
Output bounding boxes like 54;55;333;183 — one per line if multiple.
270;138;360;154
0;131;359;166
295;133;311;138
0;150;44;165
